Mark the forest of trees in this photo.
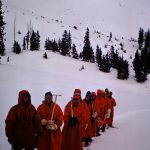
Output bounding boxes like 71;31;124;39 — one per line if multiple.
0;0;6;56
133;28;150;82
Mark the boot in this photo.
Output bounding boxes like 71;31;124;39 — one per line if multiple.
96;127;101;136
101;125;106;132
84;138;90;147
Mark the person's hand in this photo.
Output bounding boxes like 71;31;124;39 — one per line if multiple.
92;112;97;118
68;117;78;127
41;119;47;125
46;124;57;130
85;123;88;130
47;120;54;125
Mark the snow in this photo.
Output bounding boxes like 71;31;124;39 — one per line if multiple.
1;51;150;150
1;0;150;149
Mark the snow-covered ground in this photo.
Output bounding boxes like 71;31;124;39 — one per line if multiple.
0;51;150;150
1;0;150;149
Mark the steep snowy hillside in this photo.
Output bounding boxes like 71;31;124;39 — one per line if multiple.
1;0;150;149
2;0;150;61
0;50;150;150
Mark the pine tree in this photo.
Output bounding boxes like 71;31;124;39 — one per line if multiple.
23;37;26;50
36;30;40;50
68;30;72;50
52;39;59;52
99;53;111;72
60;30;70;56
96;45;102;67
26;30;30;50
79;52;83;59
109;32;112;41
109;46;120;69
71;43;78;59
30;31;36;50
13;41;21;54
90;49;95;63
143;30;150;72
45;38;51;50
133;50;147;82
82;28;93;62
30;30;40;50
117;56;129;79
44;38;48;50
138;28;144;50
0;0;6;56
58;38;62;51
43;52;48;59
144;30;150;49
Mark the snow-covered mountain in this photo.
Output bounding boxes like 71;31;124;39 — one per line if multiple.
3;0;150;55
0;0;150;150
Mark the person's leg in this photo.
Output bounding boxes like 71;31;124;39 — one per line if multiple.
96;127;101;136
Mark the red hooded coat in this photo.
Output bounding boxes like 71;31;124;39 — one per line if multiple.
5;90;42;149
62;97;87;150
37;100;63;150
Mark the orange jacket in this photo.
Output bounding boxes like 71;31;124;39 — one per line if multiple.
110;97;117;121
83;99;97;138
5;90;42;149
62;99;87;150
95;96;107;121
37;101;63;150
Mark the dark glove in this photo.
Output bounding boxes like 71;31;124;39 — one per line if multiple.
68;117;78;127
8;137;15;145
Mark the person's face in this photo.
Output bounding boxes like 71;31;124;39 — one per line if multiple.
73;98;79;107
91;95;96;100
86;95;91;100
74;93;81;99
45;94;52;103
23;95;29;103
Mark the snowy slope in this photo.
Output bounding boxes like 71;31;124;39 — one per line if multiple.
0;51;150;150
2;0;150;60
1;0;150;149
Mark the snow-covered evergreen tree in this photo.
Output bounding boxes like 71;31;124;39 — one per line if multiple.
117;56;129;79
23;37;26;50
138;28;144;50
43;52;48;59
96;45;102;67
71;43;78;59
133;50;147;82
99;53;111;72
60;30;71;56
82;28;93;62
13;41;21;54
30;30;40;51
0;0;6;56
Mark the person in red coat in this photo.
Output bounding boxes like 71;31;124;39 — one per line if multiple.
104;88;113;127
73;89;89;140
62;94;87;150
83;91;97;147
5;90;42;150
95;89;107;133
108;91;117;127
37;91;63;150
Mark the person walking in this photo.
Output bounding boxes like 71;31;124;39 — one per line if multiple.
62;94;87;150
37;91;63;150
5;90;42;150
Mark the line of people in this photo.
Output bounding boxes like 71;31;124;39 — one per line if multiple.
5;88;116;150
